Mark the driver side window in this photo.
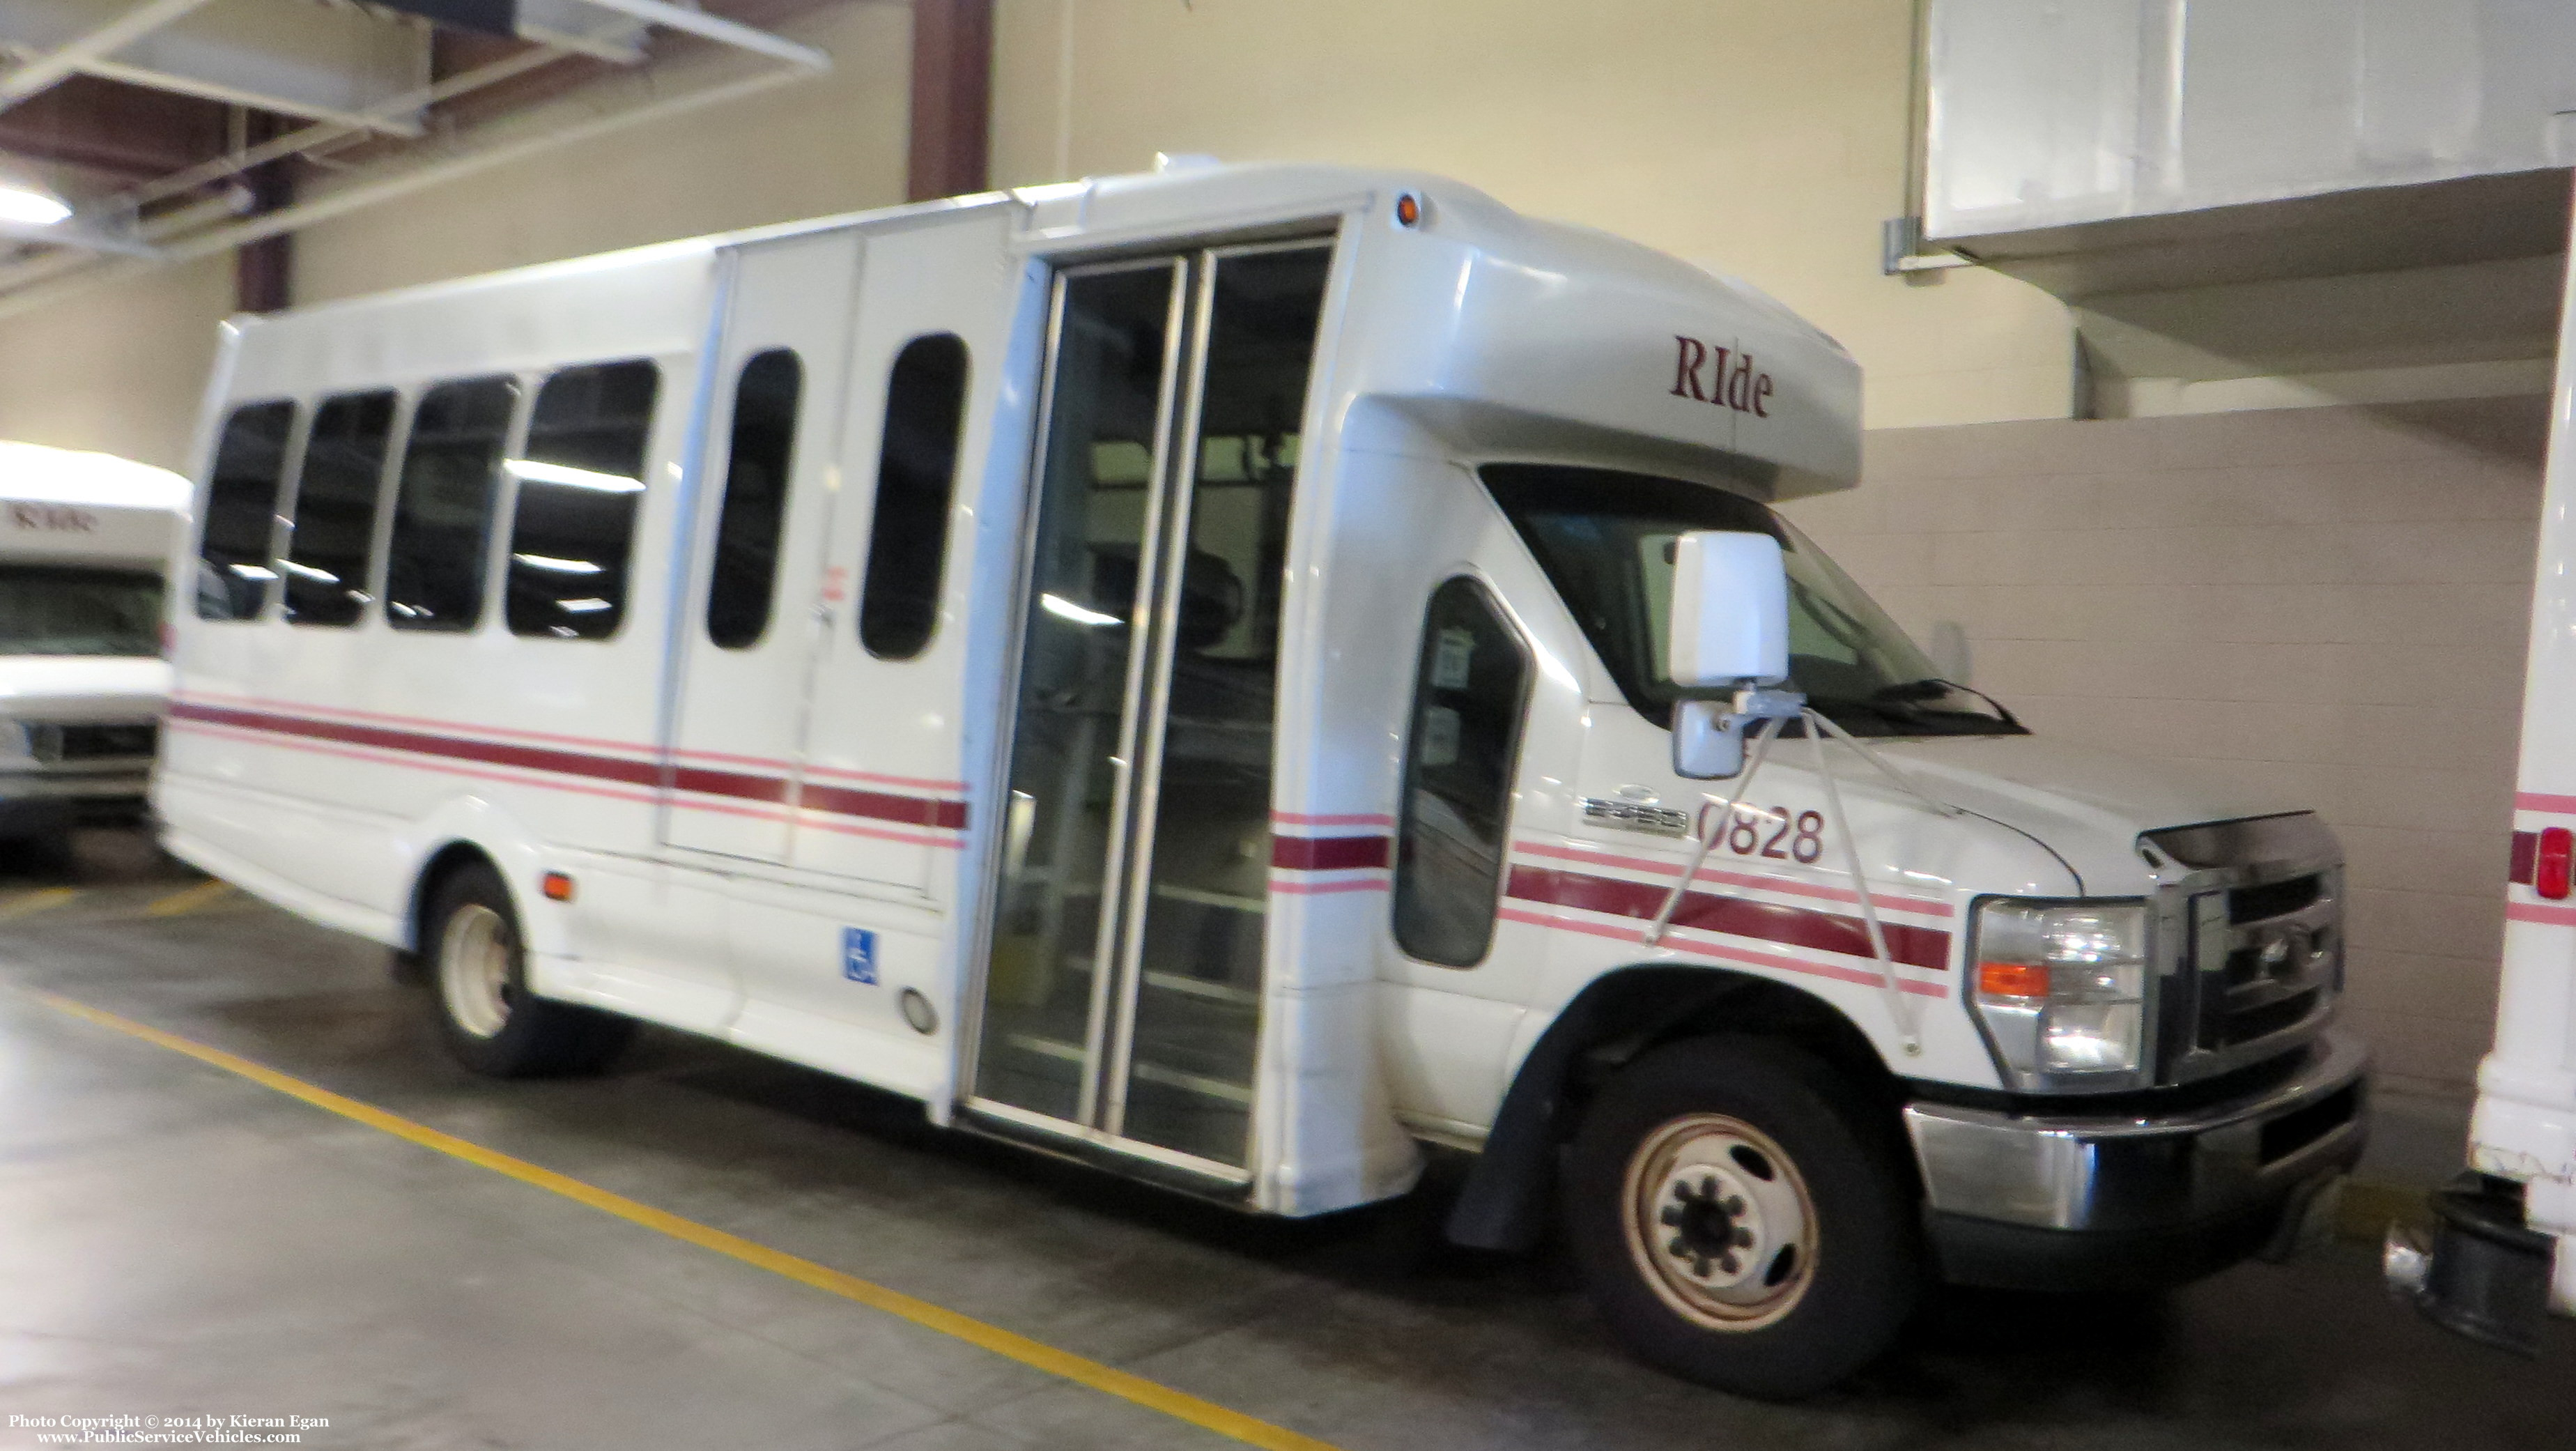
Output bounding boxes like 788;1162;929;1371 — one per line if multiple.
1394;577;1533;968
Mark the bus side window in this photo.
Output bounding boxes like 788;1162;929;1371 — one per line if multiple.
282;390;397;627
385;376;518;633
195;399;297;622
706;348;802;650
1393;577;1533;968
505;359;661;640
857;332;969;660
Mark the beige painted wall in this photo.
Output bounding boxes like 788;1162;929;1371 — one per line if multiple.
0;253;233;473
989;0;2078;430
1782;397;2545;1093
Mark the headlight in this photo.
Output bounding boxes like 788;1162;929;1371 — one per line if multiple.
1970;898;2152;1089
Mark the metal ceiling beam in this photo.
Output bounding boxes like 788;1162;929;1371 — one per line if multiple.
907;0;989;202
0;0;215;113
0;75;227;179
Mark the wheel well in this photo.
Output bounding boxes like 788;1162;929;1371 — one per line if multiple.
406;841;500;955
1444;965;1904;1252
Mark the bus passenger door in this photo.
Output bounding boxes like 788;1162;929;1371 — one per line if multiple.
965;240;1336;1182
663;232;861;861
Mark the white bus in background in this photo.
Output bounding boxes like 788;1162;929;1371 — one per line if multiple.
162;162;2366;1397
0;441;182;844
2389;181;2576;1353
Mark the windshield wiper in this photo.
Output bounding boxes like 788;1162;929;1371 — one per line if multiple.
1865;677;2024;731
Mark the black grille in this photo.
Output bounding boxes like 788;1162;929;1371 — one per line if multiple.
2230;874;2320;925
2193;873;2338;1055
32;722;158;762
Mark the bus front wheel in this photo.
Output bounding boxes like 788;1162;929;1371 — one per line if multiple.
1564;1035;1921;1399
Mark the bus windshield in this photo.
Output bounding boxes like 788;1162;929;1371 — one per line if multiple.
0;565;164;657
1479;463;2020;739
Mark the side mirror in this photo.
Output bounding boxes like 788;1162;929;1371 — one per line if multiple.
1667;531;1789;688
1667;532;1795;781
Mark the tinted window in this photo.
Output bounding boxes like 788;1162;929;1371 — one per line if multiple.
195;399;294;620
385;376;516;632
1393;578;1531;967
281;390;396;627
707;349;801;650
857;333;969;659
506;360;660;640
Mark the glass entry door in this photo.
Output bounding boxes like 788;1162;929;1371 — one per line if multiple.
969;240;1332;1177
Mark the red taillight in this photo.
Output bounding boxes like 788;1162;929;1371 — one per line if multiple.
2538;827;2573;900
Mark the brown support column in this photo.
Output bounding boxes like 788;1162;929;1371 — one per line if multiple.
233;114;293;314
907;0;992;202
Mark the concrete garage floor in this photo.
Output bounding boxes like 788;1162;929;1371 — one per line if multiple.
0;831;2566;1450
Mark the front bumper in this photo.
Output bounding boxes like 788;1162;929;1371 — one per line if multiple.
1904;1029;2370;1291
0;766;152;834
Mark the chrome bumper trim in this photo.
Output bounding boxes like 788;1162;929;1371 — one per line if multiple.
1904;1030;2370;1232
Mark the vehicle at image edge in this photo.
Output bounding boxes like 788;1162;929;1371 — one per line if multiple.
0;440;182;846
157;162;2368;1398
2389;174;2576;1355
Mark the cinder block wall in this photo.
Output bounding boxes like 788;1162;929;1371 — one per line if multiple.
1780;397;2548;1093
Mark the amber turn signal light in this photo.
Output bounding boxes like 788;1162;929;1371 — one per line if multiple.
1975;960;2049;999
541;871;576;903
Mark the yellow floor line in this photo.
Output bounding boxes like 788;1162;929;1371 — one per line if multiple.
0;886;79;921
24;988;1344;1451
142;880;236;917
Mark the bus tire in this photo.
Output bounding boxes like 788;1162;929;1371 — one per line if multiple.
425;862;631;1078
1564;1034;1920;1399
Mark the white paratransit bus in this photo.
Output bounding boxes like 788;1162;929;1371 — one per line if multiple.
0;440;183;840
161;162;2368;1396
2389;183;2576;1356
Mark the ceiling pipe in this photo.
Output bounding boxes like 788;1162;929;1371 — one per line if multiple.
568;0;831;70
0;183;248;297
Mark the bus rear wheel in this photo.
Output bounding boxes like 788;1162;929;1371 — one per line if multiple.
426;862;631;1077
1564;1035;1920;1399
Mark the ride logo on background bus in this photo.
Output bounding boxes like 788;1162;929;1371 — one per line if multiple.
161;162;2364;1398
0;440;184;847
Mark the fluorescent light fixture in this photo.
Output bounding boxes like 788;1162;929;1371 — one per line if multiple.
228;563;278;581
507;459;644;493
556;597;613;613
513;553;602;574
280;560;338;583
1041;593;1123;627
0;184;70;228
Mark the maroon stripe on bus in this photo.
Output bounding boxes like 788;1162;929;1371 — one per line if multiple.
2511;829;2538;886
171;700;660;789
1272;834;1391;871
171;700;966;833
1505;864;1950;972
671;765;794;805
799;781;969;831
